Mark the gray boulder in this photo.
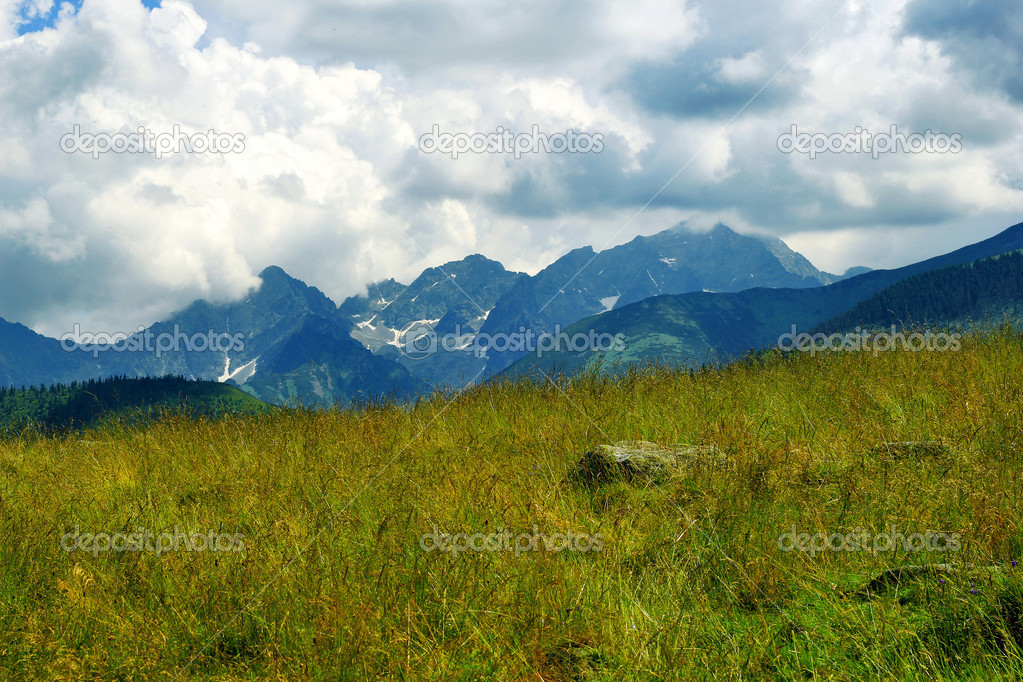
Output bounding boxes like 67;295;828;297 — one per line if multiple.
569;440;727;485
870;441;950;461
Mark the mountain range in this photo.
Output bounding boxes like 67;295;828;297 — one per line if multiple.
3;219;1021;406
503;221;1023;378
335;222;863;384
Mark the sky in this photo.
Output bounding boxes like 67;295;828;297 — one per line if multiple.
1;0;1021;338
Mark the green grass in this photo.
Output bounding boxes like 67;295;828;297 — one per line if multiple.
1;327;1023;679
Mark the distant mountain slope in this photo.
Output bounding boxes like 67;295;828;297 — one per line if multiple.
502;220;1023;377
336;277;408;334
341;254;519;338
237;315;422;407
815;249;1023;333
98;265;339;380
338;254;521;388
0;317;90;389
479;222;849;375
0;375;269;433
835;265;873;280
95;266;422;406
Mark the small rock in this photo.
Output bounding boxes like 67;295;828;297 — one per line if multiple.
870;441;950;461
569;440;727;485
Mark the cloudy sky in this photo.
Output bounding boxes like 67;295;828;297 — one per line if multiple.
1;0;1021;337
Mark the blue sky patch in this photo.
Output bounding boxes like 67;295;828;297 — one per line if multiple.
16;0;161;35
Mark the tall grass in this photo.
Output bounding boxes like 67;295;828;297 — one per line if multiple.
1;326;1022;679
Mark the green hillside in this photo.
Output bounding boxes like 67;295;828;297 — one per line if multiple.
816;249;1023;333
0;375;271;433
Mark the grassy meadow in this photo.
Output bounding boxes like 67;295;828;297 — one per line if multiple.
1;326;1023;679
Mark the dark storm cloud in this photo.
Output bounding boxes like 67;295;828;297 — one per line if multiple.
620;49;802;119
394;130;640;219
903;0;1023;102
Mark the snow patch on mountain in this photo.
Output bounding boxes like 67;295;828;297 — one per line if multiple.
219;356;259;385
599;294;620;312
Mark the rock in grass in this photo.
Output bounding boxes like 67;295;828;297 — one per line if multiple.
569;440;727;485
848;562;1002;601
871;441;950;461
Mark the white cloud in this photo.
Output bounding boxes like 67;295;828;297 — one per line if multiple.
718;51;767;83
0;196;83;261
